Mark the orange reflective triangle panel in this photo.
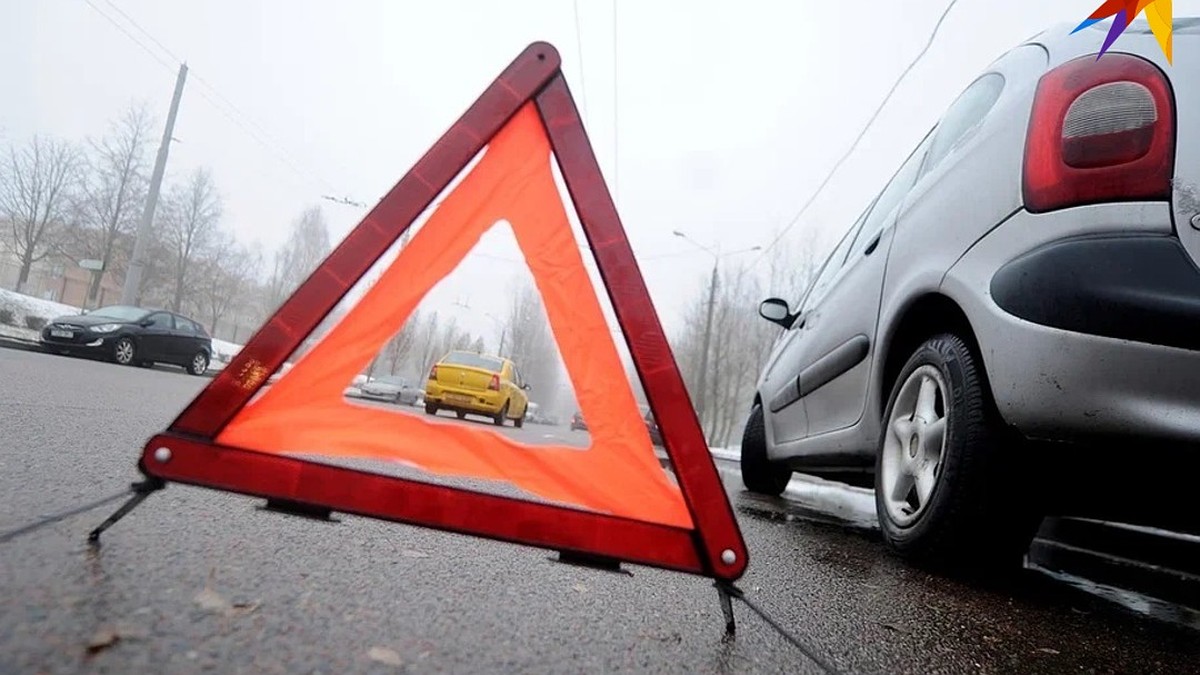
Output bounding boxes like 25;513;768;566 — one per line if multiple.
138;42;748;581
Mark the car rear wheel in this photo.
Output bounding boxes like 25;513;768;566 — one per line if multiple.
456;411;467;420
187;352;209;376
113;337;136;366
425;402;438;415
875;333;1041;572
741;403;791;496
514;412;524;428
494;402;509;426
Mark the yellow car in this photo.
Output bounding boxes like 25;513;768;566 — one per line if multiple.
424;350;530;427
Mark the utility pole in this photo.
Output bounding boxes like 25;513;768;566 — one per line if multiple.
672;230;763;442
121;62;187;306
696;260;719;429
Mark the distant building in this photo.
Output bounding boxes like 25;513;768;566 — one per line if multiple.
0;238;121;309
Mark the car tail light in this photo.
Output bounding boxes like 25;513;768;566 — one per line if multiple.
1023;53;1175;213
428;365;438;380
488;374;500;391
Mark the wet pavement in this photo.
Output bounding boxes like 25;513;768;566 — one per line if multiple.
2;348;1199;674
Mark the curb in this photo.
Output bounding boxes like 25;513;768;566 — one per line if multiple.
0;336;44;353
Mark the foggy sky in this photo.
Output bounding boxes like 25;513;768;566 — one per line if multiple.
5;0;1196;342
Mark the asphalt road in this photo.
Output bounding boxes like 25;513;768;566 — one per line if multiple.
2;347;1198;674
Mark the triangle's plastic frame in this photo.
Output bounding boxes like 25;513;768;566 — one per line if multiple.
137;42;749;582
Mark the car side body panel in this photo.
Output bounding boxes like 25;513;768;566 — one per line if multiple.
766;42;1050;468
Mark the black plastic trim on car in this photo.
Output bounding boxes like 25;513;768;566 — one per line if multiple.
768;378;799;414
767;334;871;414
799;334;871;396
990;235;1200;352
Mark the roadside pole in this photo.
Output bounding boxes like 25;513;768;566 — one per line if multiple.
121;63;188;306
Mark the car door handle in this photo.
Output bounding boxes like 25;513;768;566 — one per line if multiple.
863;232;882;256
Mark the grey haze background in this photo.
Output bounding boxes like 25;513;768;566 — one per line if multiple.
4;0;1192;340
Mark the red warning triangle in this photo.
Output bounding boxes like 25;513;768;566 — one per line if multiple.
136;42;748;581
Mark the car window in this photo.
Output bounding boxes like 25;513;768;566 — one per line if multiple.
919;73;1005;179
174;316;197;333
442;351;505;371
796;205;871;317
843;131;934;262
145;312;174;329
90;305;148;322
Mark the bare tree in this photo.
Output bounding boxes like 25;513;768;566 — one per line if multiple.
413;311;444;375
504;280;563;409
381;308;422;376
193;229;258;334
161;168;222;312
0;136;81;292
270;205;331;307
671;245;820;447
77;105;153;305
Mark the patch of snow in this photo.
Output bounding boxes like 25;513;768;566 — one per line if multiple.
709;446;741;463
0;288;80;326
209;338;243;363
0;323;39;342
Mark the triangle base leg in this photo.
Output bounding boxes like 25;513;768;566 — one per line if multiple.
86;478;165;546
716;581;738;635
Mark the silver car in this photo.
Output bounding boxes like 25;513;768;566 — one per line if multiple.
743;20;1200;570
358;375;422;406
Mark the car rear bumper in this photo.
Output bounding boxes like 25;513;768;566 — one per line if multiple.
945;217;1200;448
990;235;1200;353
427;386;504;414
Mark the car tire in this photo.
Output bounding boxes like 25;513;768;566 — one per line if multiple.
187;352;209;376
456;411;467;420
515;413;524;429
494;402;508;426
740;403;791;496
874;333;1041;572
113;337;136;366
425;403;438;415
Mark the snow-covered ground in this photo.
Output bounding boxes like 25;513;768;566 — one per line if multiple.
0;289;81;341
708;446;741;463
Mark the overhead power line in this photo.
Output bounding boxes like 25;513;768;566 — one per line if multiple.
84;0;345;196
754;0;959;264
573;0;590;125
611;0;619;207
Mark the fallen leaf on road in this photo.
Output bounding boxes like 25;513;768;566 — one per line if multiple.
85;628;120;654
193;588;230;613
572;584;588;593
401;549;429;559
878;622;906;633
368;647;403;667
1037;648;1061;655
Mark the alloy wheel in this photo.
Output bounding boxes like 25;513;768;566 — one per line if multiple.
879;365;948;527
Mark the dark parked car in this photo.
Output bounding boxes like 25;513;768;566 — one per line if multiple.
570;411;587;432
40;305;213;376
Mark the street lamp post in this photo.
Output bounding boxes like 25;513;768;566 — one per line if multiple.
454;301;506;355
672;231;761;438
